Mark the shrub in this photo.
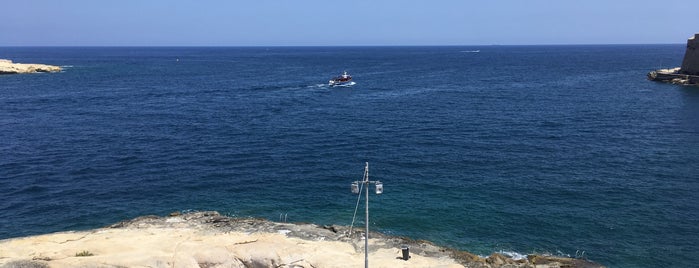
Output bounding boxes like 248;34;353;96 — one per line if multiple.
75;250;94;257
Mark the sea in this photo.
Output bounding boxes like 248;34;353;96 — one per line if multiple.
1;45;697;268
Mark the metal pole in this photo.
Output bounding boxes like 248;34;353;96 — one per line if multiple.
364;162;369;268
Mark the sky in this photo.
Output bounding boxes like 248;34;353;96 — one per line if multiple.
1;0;696;46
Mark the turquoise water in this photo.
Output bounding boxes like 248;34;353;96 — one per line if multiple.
1;46;697;267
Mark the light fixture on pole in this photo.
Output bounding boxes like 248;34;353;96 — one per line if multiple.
350;162;383;268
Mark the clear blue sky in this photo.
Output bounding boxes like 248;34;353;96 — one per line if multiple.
1;0;696;46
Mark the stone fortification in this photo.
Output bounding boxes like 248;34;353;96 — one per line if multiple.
648;33;699;85
680;34;699;75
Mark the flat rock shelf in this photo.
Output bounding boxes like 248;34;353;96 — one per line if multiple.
0;211;605;268
0;59;61;74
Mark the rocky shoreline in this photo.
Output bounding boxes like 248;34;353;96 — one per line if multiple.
0;59;61;74
0;211;605;268
648;33;699;86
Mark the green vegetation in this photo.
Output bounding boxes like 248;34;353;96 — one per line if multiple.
75;250;94;257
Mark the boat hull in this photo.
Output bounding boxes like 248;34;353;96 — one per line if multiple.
329;80;353;87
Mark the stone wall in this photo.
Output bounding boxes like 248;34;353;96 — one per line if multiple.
680;34;699;75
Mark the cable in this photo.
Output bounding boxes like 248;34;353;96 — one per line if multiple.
349;166;369;236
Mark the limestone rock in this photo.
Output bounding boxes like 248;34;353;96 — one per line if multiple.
0;59;61;74
0;211;606;268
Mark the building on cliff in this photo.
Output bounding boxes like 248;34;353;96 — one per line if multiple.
648;33;699;85
680;33;699;75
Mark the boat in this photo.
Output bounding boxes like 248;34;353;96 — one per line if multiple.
329;71;353;86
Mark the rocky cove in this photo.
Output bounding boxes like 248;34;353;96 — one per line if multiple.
0;211;605;268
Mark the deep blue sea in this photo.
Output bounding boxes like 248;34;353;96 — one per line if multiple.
1;46;698;267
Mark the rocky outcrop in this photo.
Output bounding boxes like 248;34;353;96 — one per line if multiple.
648;33;699;86
0;59;61;74
0;211;605;268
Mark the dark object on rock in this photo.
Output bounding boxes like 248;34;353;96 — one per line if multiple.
648;33;699;86
401;245;410;260
321;225;339;233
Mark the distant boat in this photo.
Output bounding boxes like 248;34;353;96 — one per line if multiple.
329;71;353;87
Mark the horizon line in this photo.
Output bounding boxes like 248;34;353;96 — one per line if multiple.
0;43;686;48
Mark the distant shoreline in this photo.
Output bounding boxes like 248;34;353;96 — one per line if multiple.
0;43;685;48
0;59;61;75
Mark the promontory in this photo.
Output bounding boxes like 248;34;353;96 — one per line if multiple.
0;211;605;268
647;33;699;85
0;59;61;74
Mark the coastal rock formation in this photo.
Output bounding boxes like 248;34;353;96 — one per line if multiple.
0;59;61;74
648;33;699;85
0;211;605;268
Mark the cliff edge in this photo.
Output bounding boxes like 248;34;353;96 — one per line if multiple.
0;211;605;268
0;59;61;74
